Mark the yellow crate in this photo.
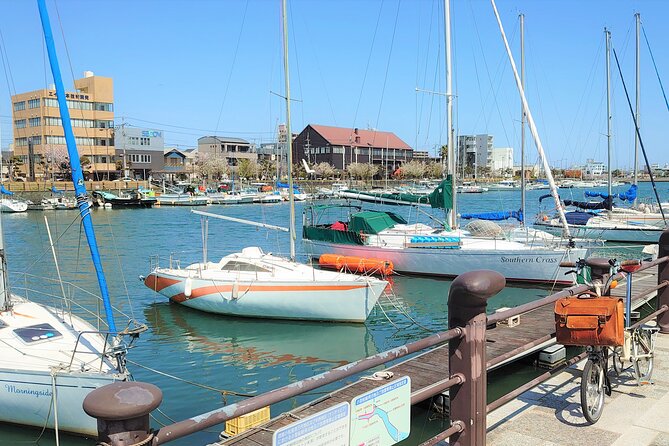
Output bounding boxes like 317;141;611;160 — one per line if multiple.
224;407;270;437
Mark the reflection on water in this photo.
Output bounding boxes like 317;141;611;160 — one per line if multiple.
0;182;663;445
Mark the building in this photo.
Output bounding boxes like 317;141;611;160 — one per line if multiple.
114;127;164;180
491;147;513;174
582;159;605;178
292;124;412;172
197;136;256;170
161;147;197;181
458;134;493;172
11;71;115;180
412;151;430;161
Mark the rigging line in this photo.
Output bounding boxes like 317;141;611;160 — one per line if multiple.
119;115;275;135
288;1;305;130
416;0;438;148
612;47;665;224
641;26;669;114
0;28;17;96
351;0;385;131
374;0;402;132
125;359;255;397
214;0;249;133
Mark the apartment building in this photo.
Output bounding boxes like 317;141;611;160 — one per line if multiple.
11;71;115;179
458;134;493;172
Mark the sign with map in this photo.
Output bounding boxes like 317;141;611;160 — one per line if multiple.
350;376;411;446
273;402;350;446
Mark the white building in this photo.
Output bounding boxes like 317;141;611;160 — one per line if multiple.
491;147;513;173
583;159;605;178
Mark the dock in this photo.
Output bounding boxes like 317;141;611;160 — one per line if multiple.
217;267;662;446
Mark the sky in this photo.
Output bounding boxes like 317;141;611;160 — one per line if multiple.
0;0;668;170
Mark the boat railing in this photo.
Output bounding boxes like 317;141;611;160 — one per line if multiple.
10;272;135;333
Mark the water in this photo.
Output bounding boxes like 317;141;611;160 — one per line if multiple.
1;182;664;445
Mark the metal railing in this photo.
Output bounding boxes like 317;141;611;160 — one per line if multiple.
82;230;669;446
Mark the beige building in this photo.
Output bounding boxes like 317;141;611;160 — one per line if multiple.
11;71;115;179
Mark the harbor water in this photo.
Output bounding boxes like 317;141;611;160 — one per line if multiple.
0;184;664;445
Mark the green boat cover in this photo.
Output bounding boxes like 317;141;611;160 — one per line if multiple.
349;210;407;234
302;225;364;245
427;176;453;210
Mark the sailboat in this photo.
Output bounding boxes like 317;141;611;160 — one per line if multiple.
0;0;141;435
533;26;666;243
143;0;388;323
0;185;28;213
302;0;587;286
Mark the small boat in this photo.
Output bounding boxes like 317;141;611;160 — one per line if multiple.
144;247;387;323
156;193;208;206
486;180;520;191
208;190;256;205
255;192;283;204
457;182;488;193
0;198;28;213
92;190;157;208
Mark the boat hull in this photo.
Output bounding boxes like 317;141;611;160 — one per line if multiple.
0;368;122;436
144;273;384;322
534;221;662;243
303;239;584;285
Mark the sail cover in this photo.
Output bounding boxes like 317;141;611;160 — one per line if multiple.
584;184;637;202
460;209;523;222
426;176;453;209
0;185;13;195
341;176;453;209
563;196;613;210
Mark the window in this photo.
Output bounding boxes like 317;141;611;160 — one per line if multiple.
28;98;40;109
15;138;28;147
14;119;26;129
221;260;270;273
13;101;26;111
140;137;150;146
30;136;42;145
128;154;151;164
44;98;58;108
29;117;41;127
332;147;344;154
94;102;113;112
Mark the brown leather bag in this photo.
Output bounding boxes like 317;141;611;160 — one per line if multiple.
554;296;624;346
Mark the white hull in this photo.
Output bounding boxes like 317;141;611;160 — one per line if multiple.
303;239;583;285
0;199;28;213
534;221;662;243
145;273;385;322
157;194;208;206
0;368;120;435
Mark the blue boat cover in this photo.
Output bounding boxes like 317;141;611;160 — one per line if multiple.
460;210;523;222
276;182;299;189
565;211;594;226
51;186;64;194
538;193;552;203
584;184;637;202
409;235;460;249
0;185;13;195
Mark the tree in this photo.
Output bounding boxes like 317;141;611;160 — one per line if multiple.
347;163;378;181
260;159;277;180
399;160;427;179
426;162;444;179
238;158;260;180
314;162;335;178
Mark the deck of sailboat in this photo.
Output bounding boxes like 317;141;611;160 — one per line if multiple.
0;298;116;374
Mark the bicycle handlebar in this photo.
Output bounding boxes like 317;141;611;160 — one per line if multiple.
559;261;576;268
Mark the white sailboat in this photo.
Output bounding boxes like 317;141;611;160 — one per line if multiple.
144;0;388;323
302;1;586;285
0;1;141;435
0;186;28;212
533;27;666;243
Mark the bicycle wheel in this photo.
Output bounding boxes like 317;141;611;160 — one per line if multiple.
581;358;605;424
612;347;624;376
633;329;654;384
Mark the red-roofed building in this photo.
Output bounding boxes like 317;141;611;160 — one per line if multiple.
292;124;413;172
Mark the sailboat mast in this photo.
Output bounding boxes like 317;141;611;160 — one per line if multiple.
0;203;10;311
634;13;641;198
445;0;456;229
490;0;571;238
519;13;526;226
605;28;612;198
37;0;117;332
282;0;296;261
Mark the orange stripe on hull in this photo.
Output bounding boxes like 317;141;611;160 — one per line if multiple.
168;283;369;303
144;274;182;292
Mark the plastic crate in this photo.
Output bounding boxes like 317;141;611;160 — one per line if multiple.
224;407;270;437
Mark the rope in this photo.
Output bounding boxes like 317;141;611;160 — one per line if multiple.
642;26;669;114
97;432;154;446
125;359;254;398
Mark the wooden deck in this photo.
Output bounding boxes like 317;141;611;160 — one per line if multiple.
219;268;660;445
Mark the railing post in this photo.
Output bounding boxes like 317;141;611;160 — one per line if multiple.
448;270;506;446
83;382;162;446
658;230;669;333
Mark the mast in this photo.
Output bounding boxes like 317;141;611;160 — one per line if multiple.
445;0;456;229
519;13;526;226
490;0;571;238
37;0;117;332
0;160;9;310
605;28;612;198
634;13;640;200
282;0;296;261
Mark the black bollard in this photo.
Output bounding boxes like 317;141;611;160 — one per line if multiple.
448;270;506;446
83;381;162;446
